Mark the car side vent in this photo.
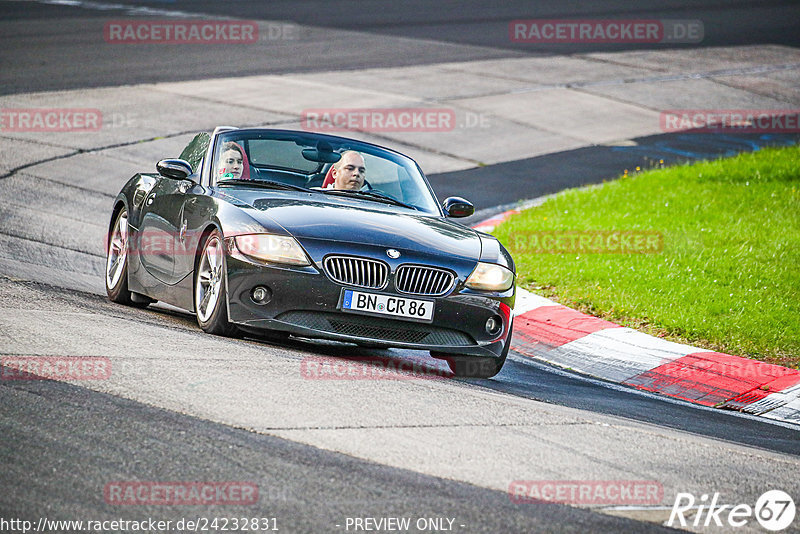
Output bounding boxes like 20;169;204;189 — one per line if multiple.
395;265;455;296
324;256;389;289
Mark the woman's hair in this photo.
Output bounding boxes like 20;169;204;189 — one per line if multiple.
221;141;244;157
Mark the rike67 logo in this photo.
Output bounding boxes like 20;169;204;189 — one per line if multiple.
668;490;795;531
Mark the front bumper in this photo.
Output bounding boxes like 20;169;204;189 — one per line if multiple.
225;256;514;358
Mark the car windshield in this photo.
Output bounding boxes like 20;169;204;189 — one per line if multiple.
210;130;441;214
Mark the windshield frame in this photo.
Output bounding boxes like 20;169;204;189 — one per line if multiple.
207;128;444;216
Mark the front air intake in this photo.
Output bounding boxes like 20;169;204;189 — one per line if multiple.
394;265;455;296
324;255;389;290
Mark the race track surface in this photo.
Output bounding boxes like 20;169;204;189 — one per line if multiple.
1;1;799;532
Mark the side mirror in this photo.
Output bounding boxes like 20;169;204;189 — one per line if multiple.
156;159;193;180
442;196;474;218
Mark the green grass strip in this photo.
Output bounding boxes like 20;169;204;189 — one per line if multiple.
493;145;800;367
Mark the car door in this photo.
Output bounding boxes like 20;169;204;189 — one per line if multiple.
136;177;187;284
172;188;216;285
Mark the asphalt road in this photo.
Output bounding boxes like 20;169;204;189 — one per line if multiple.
1;276;798;533
2;0;800;94
2;353;671;534
435;131;800;213
2;1;799;533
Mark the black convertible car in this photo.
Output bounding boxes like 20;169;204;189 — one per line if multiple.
105;127;515;377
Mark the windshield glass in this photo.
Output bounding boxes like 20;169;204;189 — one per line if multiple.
179;132;210;173
212;130;441;214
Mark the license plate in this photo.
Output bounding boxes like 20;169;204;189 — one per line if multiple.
340;289;434;323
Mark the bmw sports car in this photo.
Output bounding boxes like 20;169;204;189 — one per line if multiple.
106;127;515;378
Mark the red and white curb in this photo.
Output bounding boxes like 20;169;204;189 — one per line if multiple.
471;198;547;234
474;209;800;426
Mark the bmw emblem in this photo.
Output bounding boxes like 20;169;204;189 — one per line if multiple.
386;249;401;259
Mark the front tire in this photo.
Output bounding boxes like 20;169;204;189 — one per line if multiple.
194;229;238;337
432;323;513;379
443;355;505;379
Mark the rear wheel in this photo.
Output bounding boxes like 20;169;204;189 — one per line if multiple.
105;208;153;308
194;229;238;337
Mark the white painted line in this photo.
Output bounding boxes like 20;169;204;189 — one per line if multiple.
506;352;800;431
40;0;216;18
513;286;556;316
745;383;800;416
539;327;701;383
763;397;800;425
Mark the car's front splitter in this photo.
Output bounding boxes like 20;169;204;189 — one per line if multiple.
225;258;513;359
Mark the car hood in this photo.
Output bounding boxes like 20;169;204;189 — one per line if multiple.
223;190;482;261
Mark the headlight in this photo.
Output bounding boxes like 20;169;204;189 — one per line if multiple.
465;262;514;291
233;234;310;266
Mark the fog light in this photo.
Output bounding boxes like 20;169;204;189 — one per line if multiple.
251;286;272;304
485;315;503;336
